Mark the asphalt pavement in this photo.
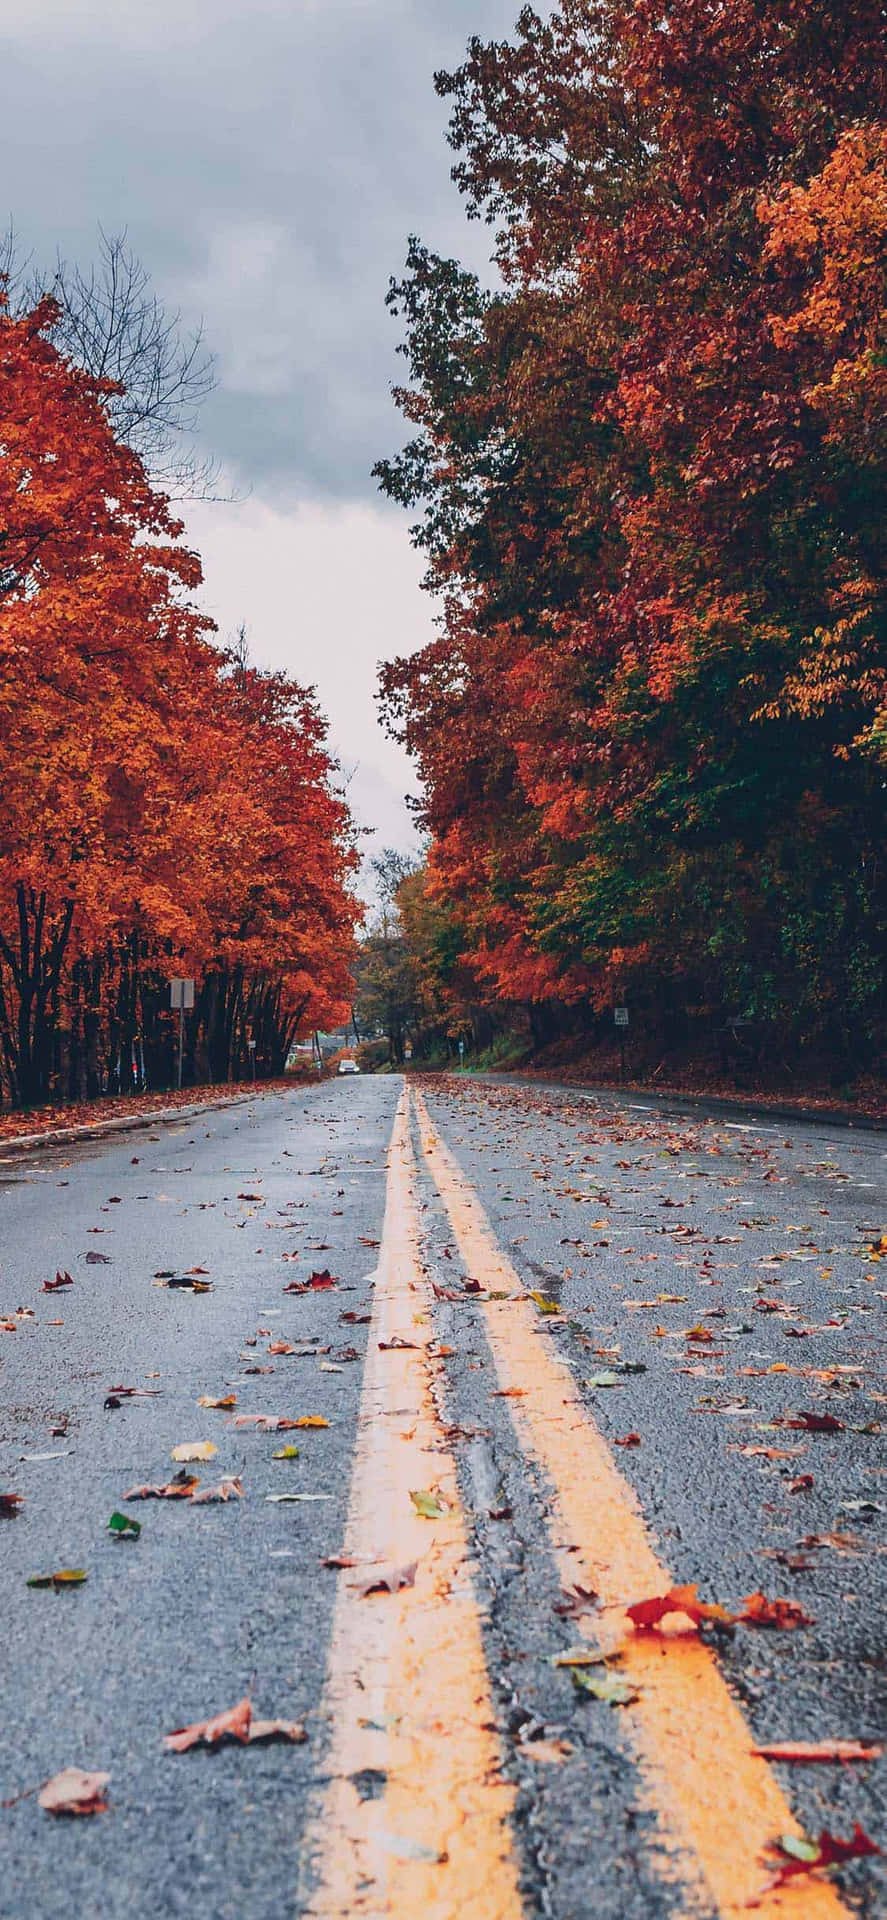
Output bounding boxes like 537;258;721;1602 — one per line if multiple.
0;1072;884;1919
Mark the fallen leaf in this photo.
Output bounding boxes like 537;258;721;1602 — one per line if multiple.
0;1492;23;1517
571;1669;639;1705
354;1560;418;1597
613;1432;642;1448
528;1290;560;1314
552;1646;607;1669
39;1768;110;1815
197;1396;236;1411
108;1511;141;1540
272;1445;300;1460
27;1569;88;1590
786;1410;845;1434
410;1490;447;1520
84;1251;112;1265
164;1696;252;1751
189;1478;244;1503
42;1271;74;1293
761;1823;881;1892
752;1740;883;1763
740;1592;814;1630
247;1717;307;1744
124;1471;200;1500
627;1583;735;1632
171;1442;218;1462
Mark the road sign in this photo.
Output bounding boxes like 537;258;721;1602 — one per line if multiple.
170;978;195;1011
614;1007;629;1028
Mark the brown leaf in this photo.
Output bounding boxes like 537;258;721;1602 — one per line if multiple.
752;1740;883;1763
38;1767;110;1815
247;1718;307;1744
123;1471;200;1500
165;1696;253;1752
42;1271;74;1292
0;1492;23;1518
354;1560;418;1597
189;1477;244;1503
613;1432;641;1448
786;1410;845;1434
740;1592;814;1630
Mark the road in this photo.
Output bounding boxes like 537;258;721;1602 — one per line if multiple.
0;1072;884;1919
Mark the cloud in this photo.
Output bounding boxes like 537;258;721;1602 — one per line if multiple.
5;0;518;501
3;1;521;851
185;490;430;859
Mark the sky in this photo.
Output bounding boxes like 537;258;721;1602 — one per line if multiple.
4;0;520;873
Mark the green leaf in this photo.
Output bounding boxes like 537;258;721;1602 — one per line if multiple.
272;1446;301;1460
410;1489;447;1519
585;1371;622;1389
528;1290;559;1314
571;1669;639;1706
777;1834;820;1864
108;1510;141;1540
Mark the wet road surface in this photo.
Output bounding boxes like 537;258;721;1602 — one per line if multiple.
0;1073;884;1918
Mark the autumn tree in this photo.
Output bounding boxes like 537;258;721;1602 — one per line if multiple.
0;294;359;1107
378;1;887;1074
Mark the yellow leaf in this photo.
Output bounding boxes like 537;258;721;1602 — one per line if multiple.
172;1441;218;1462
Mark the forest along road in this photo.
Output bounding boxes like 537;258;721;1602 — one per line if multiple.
0;1074;884;1920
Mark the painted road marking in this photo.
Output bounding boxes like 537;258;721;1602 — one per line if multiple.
415;1088;853;1920
302;1090;522;1920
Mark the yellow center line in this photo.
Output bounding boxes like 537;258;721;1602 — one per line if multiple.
415;1088;854;1920
301;1088;523;1920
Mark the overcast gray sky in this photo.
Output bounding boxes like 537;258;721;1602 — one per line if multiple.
5;0;519;864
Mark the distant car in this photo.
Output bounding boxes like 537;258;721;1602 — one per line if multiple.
337;1058;360;1075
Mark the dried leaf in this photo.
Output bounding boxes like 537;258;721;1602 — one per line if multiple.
171;1441;218;1462
752;1740;883;1763
0;1492;23;1518
42;1271;74;1292
39;1768;110;1815
740;1592;814;1630
197;1396;236;1410
571;1669;639;1707
164;1696;253;1752
27;1569;87;1590
627;1583;735;1632
354;1560;418;1597
762;1823;881;1892
189;1477;243;1503
124;1471;200;1500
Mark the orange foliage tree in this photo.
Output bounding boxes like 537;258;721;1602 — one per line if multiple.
0;296;358;1106
378;1;887;1070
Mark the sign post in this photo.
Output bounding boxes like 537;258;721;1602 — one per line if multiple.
248;1037;257;1083
170;978;195;1091
614;1005;629;1079
458;1038;465;1071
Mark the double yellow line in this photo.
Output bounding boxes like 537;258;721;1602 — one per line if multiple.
302;1087;852;1920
